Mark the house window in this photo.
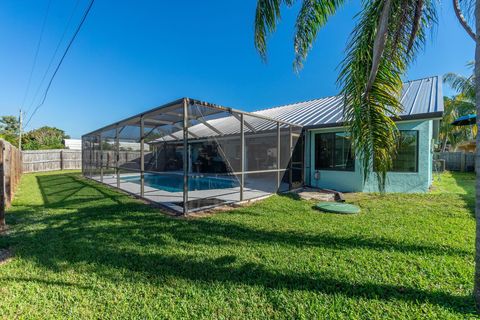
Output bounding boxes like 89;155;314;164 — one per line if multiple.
315;132;354;171
391;130;418;172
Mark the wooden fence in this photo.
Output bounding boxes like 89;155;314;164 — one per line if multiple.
434;152;475;172
0;139;22;228
22;149;82;173
21;149;144;173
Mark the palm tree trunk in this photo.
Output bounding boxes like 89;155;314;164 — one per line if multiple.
442;135;448;152
474;0;480;310
366;0;392;93
454;0;477;41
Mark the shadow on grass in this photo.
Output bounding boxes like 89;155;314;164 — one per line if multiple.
448;172;475;217
2;172;475;315
36;173;124;208
0;277;93;290
277;192;302;201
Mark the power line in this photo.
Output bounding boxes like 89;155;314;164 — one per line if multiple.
25;0;95;128
24;0;82;117
20;0;52;111
24;0;96;129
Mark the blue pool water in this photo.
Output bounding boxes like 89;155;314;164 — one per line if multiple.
121;173;239;192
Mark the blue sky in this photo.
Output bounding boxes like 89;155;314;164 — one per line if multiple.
0;0;474;138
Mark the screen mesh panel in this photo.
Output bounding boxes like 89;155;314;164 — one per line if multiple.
82;99;303;214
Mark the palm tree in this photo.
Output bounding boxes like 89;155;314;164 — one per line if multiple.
255;0;436;188
440;95;475;151
445;61;475;102
442;66;476;151
253;0;479;308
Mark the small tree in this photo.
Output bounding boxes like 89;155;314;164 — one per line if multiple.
0;116;20;147
22;126;70;150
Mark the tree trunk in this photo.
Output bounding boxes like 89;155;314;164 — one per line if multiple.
0;140;5;231
442;135;448;152
454;0;477;41
474;0;480;310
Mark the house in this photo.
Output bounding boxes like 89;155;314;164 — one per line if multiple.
253;75;443;193
455;141;475;153
64;138;82;150
82;76;443;213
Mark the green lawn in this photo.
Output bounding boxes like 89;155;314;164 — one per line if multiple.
0;170;476;318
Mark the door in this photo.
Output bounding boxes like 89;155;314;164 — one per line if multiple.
290;133;304;189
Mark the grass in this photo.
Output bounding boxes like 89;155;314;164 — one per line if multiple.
0;170;476;318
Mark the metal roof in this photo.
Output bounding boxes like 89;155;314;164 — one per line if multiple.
153;104;299;142
82;98;301;138
253;76;444;128
83;76;443;142
169;76;444;141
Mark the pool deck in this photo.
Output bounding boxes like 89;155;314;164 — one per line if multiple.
90;173;282;213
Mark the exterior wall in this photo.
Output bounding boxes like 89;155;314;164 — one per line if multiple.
363;120;433;193
305;119;434;193
305;129;364;192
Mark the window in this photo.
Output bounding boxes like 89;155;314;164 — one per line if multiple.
391;130;418;172
315;132;354;171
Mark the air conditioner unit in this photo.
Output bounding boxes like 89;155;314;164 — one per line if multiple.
434;159;445;172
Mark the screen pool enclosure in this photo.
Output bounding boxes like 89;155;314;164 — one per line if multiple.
82;98;303;214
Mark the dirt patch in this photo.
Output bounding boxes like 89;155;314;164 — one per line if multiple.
0;248;12;265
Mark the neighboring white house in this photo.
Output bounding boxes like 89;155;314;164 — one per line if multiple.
66;137;147;151
64;138;82;150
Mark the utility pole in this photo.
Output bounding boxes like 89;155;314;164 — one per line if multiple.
18;109;23;150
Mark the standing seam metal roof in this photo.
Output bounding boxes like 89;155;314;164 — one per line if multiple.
155;76;444;141
252;75;443;128
84;76;443;142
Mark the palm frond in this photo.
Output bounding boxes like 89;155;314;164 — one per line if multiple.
293;0;346;71
254;0;296;61
338;0;436;191
253;0;437;192
391;0;410;52
444;72;475;101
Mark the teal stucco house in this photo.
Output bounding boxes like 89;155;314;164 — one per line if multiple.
83;75;443;214
253;76;443;193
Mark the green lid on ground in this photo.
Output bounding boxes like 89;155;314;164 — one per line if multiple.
315;202;361;214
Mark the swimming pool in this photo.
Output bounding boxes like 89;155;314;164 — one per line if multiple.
121;173;239;192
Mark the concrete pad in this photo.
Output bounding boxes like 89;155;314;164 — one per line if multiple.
295;187;336;201
88;173;284;213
